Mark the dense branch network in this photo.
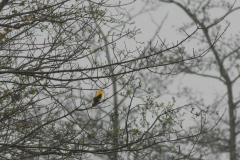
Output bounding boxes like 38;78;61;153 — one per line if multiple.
0;0;233;159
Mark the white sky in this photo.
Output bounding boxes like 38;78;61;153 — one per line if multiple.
124;0;240;104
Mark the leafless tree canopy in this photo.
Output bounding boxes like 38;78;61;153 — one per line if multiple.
0;0;231;159
153;0;239;160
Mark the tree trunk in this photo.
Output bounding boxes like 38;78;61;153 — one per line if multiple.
226;82;236;160
112;82;119;160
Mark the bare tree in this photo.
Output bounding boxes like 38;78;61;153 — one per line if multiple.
151;0;240;160
0;0;230;159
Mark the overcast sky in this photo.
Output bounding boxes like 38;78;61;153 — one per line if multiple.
119;0;240;106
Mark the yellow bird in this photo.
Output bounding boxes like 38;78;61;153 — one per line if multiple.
91;89;103;109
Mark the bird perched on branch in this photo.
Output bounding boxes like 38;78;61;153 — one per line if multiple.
91;89;103;109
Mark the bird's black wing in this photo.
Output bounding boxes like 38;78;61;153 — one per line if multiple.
92;94;102;107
